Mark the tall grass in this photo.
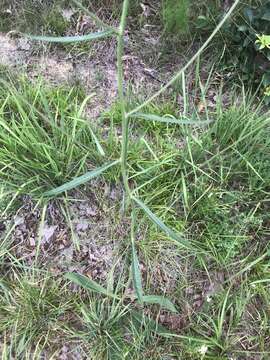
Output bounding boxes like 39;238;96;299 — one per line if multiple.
25;0;241;310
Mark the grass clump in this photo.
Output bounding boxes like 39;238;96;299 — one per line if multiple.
0;273;75;356
0;77;105;196
75;299;131;359
121;100;270;262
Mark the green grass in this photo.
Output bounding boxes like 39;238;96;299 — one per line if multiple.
0;273;75;356
0;0;69;34
0;271;176;358
0;76;111;197
0;73;269;358
0;0;270;356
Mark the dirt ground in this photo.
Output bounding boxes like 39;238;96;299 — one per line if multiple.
0;25;170;119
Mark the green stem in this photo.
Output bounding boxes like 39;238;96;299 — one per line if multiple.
127;0;240;117
117;0;130;204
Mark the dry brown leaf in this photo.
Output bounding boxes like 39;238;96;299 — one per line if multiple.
197;101;206;113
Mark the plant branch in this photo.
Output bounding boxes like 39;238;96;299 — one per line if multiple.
117;0;130;203
127;0;241;117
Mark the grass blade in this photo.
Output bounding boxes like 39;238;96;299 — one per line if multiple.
130;113;212;125
131;211;143;303
142;295;178;313
133;197;193;251
76;94;105;156
65;273;119;299
44;160;120;197
88;127;105;157
78;94;96;118
26;30;114;43
132;244;143;304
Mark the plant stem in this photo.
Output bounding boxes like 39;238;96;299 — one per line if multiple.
117;0;130;206
127;0;240;117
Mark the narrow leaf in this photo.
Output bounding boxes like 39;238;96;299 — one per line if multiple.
26;30;114;43
130;113;212;126
89;127;105;157
131;210;143;303
65;273;119;299
133;197;193;251
142;295;178;313
44;160;120;197
131;243;144;303
76;94;105;156
78;94;96;118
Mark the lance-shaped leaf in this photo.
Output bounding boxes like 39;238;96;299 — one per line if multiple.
142;295;178;313
65;272;119;299
130;113;212;125
44;160;120;197
132;242;144;303
133;197;193;251
26;30;114;43
131;210;144;303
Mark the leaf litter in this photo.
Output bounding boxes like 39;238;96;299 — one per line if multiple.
8;183;128;283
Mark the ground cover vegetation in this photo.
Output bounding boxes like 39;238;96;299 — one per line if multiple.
0;0;269;359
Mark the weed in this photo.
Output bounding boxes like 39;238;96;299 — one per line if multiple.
1;1;270;359
162;0;190;35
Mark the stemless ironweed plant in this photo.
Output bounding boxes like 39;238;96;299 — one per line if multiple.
28;0;241;311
